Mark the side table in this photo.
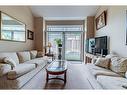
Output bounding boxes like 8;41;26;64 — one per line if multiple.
45;53;55;61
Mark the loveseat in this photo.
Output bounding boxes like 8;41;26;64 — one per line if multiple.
0;50;48;89
85;53;127;89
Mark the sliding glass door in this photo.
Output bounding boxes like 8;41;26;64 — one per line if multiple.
46;25;84;61
64;32;82;61
47;32;82;61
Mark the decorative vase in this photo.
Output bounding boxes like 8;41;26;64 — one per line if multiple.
58;44;62;60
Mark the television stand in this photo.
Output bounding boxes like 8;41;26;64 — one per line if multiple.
85;53;103;64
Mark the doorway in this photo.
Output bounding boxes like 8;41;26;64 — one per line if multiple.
46;25;84;61
64;32;82;61
47;31;83;61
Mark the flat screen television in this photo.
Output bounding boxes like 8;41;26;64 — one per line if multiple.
86;36;108;55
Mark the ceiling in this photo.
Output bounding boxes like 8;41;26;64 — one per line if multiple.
30;6;99;20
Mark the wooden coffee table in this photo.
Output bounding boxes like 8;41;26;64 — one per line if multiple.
46;60;67;83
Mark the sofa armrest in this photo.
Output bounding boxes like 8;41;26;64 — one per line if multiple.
0;63;12;77
7;64;35;80
7;70;17;80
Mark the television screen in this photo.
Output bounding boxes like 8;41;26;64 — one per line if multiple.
95;36;107;55
85;36;108;55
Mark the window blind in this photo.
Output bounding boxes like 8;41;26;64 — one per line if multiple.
46;25;83;32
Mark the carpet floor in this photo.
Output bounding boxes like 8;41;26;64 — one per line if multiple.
22;62;94;89
68;61;83;64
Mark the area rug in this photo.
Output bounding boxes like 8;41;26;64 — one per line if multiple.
22;63;93;89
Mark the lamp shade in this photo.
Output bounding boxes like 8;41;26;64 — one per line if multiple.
47;42;52;47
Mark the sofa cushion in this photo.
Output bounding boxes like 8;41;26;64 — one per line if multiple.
94;58;110;69
91;68;121;78
110;56;127;76
97;75;127;89
4;57;16;69
0;64;11;77
86;64;121;78
22;58;46;67
7;64;35;79
0;52;19;64
17;51;31;63
30;50;37;59
22;56;48;67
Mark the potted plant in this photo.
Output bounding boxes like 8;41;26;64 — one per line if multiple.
54;38;62;47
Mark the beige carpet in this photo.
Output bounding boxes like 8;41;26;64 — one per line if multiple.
22;62;94;89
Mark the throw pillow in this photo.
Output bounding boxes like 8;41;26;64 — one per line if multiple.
4;57;16;69
91;57;98;64
30;50;37;59
37;51;44;58
110;56;127;76
17;52;31;63
94;58;110;69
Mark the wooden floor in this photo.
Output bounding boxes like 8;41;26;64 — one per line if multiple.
22;62;94;89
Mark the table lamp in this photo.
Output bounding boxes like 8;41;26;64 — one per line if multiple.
47;42;52;54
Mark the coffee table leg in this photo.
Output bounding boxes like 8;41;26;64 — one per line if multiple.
64;71;67;83
46;72;49;83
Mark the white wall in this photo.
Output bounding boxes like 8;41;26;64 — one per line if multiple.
95;6;127;57
0;6;34;52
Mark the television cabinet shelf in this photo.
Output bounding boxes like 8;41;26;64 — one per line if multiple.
85;53;103;64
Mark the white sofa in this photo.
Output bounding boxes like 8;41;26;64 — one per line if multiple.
0;50;48;89
86;53;127;89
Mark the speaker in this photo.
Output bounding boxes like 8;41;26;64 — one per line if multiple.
101;49;108;56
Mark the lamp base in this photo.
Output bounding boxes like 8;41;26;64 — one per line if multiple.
48;47;51;54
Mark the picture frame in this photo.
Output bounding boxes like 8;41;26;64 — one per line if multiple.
27;30;34;40
95;11;107;30
0;11;26;42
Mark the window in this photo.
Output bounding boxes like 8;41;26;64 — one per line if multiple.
47;25;83;32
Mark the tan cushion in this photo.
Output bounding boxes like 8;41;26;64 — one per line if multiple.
30;50;37;59
0;52;19;64
94;58;110;69
17;52;31;63
91;57;98;64
4;57;16;69
37;51;44;58
0;64;11;77
7;64;35;79
110;56;127;75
